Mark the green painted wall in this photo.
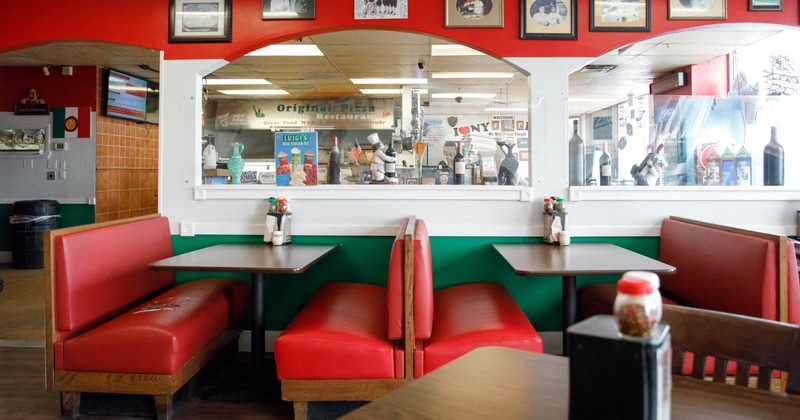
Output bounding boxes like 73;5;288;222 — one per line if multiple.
0;204;95;251
172;234;660;332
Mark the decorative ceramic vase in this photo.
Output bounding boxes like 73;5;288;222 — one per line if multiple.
498;141;519;185
228;143;245;184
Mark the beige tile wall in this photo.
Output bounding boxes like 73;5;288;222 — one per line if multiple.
94;68;159;223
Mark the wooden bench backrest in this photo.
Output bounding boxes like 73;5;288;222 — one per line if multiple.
664;304;800;394
663;216;799;324
44;214;170;390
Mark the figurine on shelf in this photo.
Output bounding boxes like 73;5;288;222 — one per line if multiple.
366;132;398;184
631;144;666;186
20;88;46;106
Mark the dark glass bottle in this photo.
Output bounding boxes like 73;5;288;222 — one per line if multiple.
385;136;397;179
763;126;784;186
568;120;585;186
599;143;611;186
453;141;466;185
328;136;341;184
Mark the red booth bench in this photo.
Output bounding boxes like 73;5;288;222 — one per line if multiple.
44;215;250;420
579;216;800;324
275;217;543;419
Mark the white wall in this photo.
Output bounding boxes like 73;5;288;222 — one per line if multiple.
158;57;800;239
0;113;95;205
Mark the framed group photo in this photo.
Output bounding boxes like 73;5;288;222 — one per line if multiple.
589;0;650;32
748;0;781;11
668;0;727;20
169;0;232;43
262;0;315;19
521;0;576;40
445;0;504;28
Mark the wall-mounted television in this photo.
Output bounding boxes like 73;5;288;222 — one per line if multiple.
103;69;158;124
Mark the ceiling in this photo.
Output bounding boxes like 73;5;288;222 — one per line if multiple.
0;25;788;117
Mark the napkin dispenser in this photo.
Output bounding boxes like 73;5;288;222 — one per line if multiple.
543;211;567;244
568;315;671;420
264;212;292;244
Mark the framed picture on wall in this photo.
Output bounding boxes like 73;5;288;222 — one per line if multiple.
520;0;577;40
589;0;650;32
263;0;315;19
445;0;504;28
748;0;781;11
668;0;727;20
169;0;232;43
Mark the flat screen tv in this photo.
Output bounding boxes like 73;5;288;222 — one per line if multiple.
103;69;157;123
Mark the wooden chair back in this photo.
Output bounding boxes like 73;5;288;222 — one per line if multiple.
663;304;800;394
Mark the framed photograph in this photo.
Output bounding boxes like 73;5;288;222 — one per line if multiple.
169;0;232;43
263;0;315;19
445;0;503;28
668;0;726;20
748;0;781;11
491;120;501;131
355;0;408;19
515;120;527;131
590;0;650;32
521;0;577;40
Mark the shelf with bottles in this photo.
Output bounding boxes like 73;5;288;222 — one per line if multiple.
570;94;797;188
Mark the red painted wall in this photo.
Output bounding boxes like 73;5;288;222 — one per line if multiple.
0;66;96;112
691;55;729;96
1;0;797;62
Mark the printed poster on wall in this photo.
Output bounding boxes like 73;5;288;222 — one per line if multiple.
275;131;318;186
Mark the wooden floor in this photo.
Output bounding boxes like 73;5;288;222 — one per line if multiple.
0;264;299;419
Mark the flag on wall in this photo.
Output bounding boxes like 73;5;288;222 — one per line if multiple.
350;139;362;163
52;107;91;138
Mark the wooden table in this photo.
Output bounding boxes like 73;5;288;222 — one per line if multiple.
492;243;676;353
149;243;338;367
344;347;800;420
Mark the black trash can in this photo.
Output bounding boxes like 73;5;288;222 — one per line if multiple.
9;200;60;269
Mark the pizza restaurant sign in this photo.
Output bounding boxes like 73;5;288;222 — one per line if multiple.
214;98;394;130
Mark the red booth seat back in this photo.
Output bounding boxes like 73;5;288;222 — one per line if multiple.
54;216;175;341
659;218;777;320
387;218;409;340
412;219;435;340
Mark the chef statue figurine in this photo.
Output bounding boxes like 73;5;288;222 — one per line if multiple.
367;132;398;184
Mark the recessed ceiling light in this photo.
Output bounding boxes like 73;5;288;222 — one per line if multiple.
218;89;289;95
360;88;429;94
432;93;497;99
432;72;515;79
246;45;323;56
431;44;484;56
484;107;528;112
351;78;428;85
205;79;271;85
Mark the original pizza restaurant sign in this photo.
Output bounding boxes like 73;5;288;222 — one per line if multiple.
214;98;394;130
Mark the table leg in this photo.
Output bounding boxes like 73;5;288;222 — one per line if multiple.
562;275;577;356
251;272;265;368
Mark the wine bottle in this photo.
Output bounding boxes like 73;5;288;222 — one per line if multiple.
763;126;784;186
568;120;585;186
734;145;752;186
599;143;611;186
453;141;466;185
385;136;397;179
328;136;341;184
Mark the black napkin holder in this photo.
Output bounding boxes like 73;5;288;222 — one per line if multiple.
568;315;671;420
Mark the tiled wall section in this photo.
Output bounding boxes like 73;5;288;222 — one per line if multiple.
94;68;159;222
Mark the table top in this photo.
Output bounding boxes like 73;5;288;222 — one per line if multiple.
344;347;800;420
149;243;338;274
492;243;676;277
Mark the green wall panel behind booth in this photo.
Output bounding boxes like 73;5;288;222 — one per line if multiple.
172;234;661;333
0;204;95;251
